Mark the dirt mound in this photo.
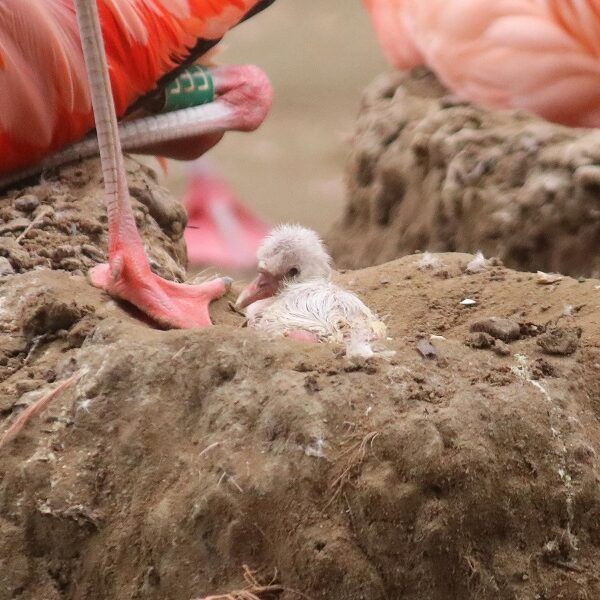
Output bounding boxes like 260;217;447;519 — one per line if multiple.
1;165;600;600
0;159;187;282
328;69;600;278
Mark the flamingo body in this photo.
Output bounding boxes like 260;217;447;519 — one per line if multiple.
0;0;264;174
364;0;600;127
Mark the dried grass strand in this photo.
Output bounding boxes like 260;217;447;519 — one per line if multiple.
193;565;285;600
325;431;379;509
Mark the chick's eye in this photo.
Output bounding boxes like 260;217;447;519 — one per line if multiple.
287;267;299;278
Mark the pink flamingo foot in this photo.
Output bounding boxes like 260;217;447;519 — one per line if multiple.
89;254;231;329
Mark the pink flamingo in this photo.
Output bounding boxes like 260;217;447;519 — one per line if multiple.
183;160;269;270
0;0;275;328
364;0;600;127
0;1;275;179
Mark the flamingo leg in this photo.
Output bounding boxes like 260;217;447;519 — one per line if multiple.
74;0;238;329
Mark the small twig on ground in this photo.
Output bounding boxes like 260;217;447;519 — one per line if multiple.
23;335;46;365
228;475;244;493
325;431;379;509
343;492;354;524
171;346;187;360
16;207;53;244
192;565;285;600
0;372;80;449
228;301;246;318
217;469;244;493
198;441;221;459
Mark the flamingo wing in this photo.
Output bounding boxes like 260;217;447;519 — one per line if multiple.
365;0;600;127
0;0;267;174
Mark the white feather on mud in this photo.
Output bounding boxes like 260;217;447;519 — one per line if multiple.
465;251;488;274
418;252;442;270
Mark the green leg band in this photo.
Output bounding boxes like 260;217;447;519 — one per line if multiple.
162;66;215;113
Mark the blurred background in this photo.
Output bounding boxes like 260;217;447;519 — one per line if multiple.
165;0;386;235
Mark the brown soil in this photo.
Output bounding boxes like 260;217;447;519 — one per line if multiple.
0;159;187;284
1;162;600;600
328;69;600;278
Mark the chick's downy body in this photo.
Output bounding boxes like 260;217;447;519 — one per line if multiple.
246;279;386;343
237;224;386;346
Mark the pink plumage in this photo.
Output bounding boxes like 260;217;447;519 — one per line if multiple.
0;0;263;174
364;0;600;127
183;161;269;270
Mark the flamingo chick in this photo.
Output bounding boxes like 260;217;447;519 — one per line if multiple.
236;225;387;348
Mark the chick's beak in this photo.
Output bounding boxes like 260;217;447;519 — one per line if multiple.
236;271;279;308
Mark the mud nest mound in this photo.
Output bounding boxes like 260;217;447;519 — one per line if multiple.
1;161;600;600
328;69;600;278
